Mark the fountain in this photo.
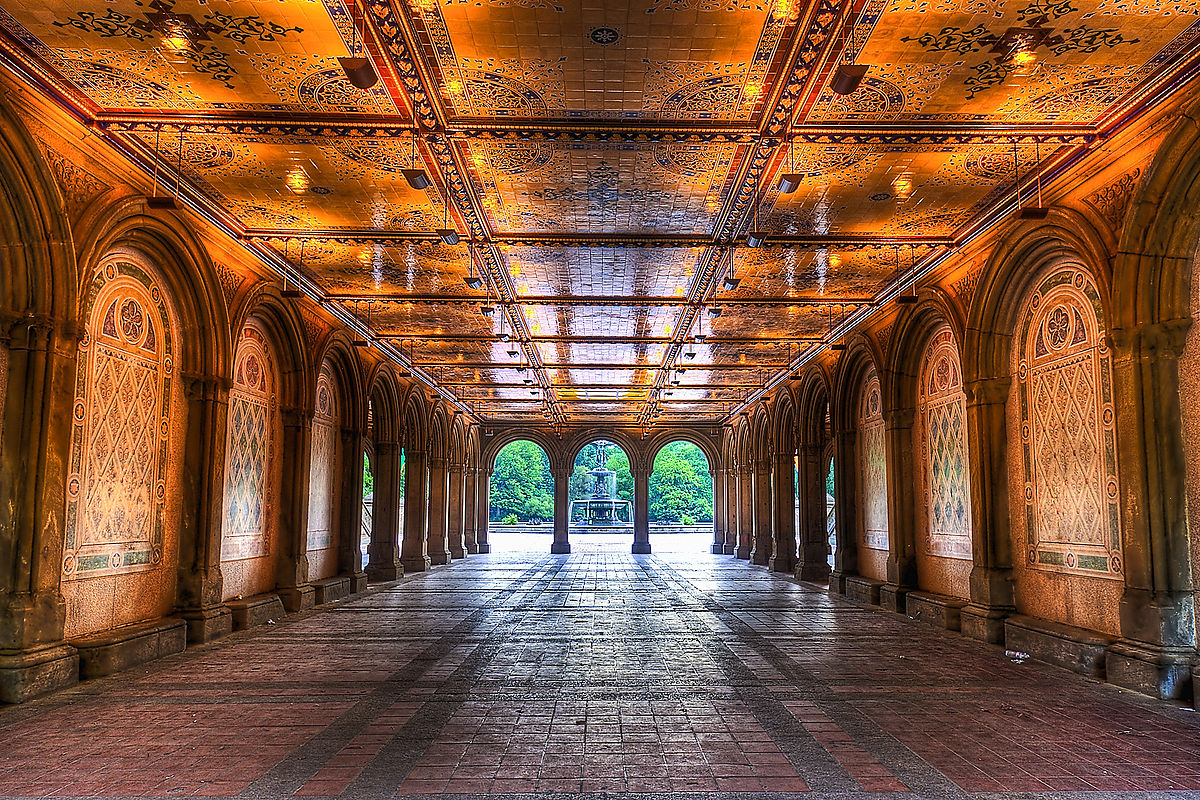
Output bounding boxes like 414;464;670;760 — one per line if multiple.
568;443;632;527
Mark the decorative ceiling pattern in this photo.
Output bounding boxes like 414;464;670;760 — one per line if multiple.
2;0;1197;427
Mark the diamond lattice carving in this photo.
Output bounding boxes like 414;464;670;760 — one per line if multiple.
222;321;277;561
858;372;889;551
306;364;339;552
918;326;972;559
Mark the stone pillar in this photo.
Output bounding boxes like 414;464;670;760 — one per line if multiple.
551;466;571;554
751;457;773;566
337;426;368;593
711;466;726;555
0;318;78;702
735;465;754;559
276;407;315;611
829;428;859;594
475;468;492;554
959;377;1014;643
880;407;918;613
795;442;831;582
447;462;466;559
462;467;479;555
401;448;431;572
632;466;651;554
174;374;234;643
721;467;736;555
427;456;451;566
366;441;403;581
1107;320;1196;699
769;449;797;573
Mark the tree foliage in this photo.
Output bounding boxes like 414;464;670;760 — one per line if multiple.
489;440;553;522
649;441;713;523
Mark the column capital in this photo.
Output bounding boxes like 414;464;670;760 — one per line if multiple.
964;376;1010;406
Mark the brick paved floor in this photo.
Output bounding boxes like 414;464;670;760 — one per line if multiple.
2;533;1200;799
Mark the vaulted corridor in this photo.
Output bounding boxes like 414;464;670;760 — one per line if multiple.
3;540;1198;798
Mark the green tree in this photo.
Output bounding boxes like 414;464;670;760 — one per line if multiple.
489;440;553;522
649;441;713;523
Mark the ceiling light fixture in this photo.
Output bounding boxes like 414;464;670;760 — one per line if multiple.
746;183;767;247
830;7;868;95
830;304;848;351
436;191;460;244
463;257;483;290
896;245;918;304
403;129;431;190
352;301;372;348
778;139;801;194
1018;140;1049;219
147;127;180;210
281;239;304;299
723;249;741;291
707;306;722;318
338;1;379;89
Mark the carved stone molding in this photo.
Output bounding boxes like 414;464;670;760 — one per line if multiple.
1086;168;1141;233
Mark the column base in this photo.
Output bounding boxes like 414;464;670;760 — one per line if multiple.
449;548;467;559
348;571;368;594
180;605;233;644
550;541;571;554
722;544;735;555
794;562;830;582
879;583;910;613
476;543;492;554
710;543;726;554
959;602;1011;645
429;550;452;566
750;550;771;567
631;541;652;555
465;542;480;554
767;555;792;572
367;563;403;581
0;643;79;704
278;585;316;613
1106;639;1195;701
402;556;432;572
734;546;751;560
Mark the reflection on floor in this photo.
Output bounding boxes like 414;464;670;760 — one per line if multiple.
2;534;1198;798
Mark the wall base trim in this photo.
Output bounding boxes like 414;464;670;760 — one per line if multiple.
1106;639;1195;702
1005;614;1115;679
70;618;186;680
0;643;78;704
226;594;285;631
906;591;967;631
313;577;351;605
845;576;883;605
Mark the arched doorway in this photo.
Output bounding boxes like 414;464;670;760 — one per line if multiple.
648;441;713;553
488;439;554;552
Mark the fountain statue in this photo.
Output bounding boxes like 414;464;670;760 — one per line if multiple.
568;443;632;527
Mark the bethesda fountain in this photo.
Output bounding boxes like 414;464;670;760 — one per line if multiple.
568;443;632;527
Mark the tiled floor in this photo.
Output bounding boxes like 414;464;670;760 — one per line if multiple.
3;532;1200;799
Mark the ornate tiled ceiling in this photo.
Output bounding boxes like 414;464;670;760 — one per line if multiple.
3;0;1198;427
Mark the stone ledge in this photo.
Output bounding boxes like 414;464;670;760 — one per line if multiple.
278;585;316;613
845;576;883;606
1106;639;1195;702
1005;614;1116;679
906;591;968;631
70;617;186;680
313;577;351;605
226;594;285;631
0;643;78;704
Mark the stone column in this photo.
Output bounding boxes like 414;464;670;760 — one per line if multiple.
475;468;492;554
751;457;773;566
427;456;451;566
366;441;403;581
0;317;79;702
735;465;754;559
959;376;1014;643
795;442;831;582
551;465;571;554
721;467;736;555
447;462;466;559
880;407;917;613
173;374;234;643
829;428;859;594
769;449;797;573
462;467;479;554
276;407;315;611
711;466;726;555
1107;320;1196;699
337;426;368;593
401;448;431;572
632;466;651;554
